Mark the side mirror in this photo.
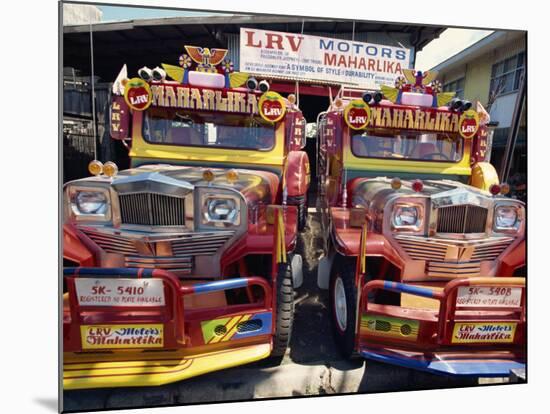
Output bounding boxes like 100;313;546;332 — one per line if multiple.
110;96;131;140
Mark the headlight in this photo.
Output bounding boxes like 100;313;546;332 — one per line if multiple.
392;204;423;231
202;195;240;225
66;186;111;222
75;191;108;214
494;205;520;231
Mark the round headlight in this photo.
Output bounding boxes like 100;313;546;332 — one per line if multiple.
495;206;518;228
76;191;108;214
205;197;238;224
393;206;420;227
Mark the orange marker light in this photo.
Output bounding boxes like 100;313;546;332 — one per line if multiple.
226;170;239;183
391;177;402;190
202;169;215;182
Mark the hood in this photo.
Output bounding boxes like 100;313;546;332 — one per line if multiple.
110;164;279;205
349;177;507;212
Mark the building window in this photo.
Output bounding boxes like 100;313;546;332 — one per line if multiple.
443;77;465;98
490;52;525;97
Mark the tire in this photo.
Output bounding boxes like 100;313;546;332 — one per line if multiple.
271;262;295;359
329;254;358;359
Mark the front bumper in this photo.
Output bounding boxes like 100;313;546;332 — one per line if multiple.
63;267;274;390
358;278;526;377
360;347;525;377
64;343;271;390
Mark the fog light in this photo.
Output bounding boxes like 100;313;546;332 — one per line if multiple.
103;161;118;177
88;160;103;176
152;66;166;81
259;80;270;93
362;92;373;104
246;77;258;91
138;66;153;82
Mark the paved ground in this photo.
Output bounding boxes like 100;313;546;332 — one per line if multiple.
63;211;507;412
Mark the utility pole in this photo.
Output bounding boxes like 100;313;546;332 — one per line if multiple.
500;72;526;183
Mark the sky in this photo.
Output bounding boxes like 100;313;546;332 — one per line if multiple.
415;28;493;71
96;5;491;70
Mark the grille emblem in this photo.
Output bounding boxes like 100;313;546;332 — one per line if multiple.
445;245;474;262
134;240;157;256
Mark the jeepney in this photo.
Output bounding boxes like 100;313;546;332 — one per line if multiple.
316;69;526;377
62;46;310;389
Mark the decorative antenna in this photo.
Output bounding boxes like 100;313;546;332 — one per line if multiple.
341;168;348;207
89;22;97;162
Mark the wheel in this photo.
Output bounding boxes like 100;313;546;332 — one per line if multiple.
296;194;308;231
271;262;294;358
329;254;357;358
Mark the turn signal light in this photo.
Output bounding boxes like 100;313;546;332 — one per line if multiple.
88;160;103;176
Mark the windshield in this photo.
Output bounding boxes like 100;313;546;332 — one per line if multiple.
351;129;464;162
143;108;276;150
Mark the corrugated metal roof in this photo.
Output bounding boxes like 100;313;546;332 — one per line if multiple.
64;15;444;81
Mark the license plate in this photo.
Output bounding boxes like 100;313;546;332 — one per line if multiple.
452;322;517;343
456;286;522;308
75;278;165;307
80;324;164;349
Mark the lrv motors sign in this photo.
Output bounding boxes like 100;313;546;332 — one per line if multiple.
239;28;411;89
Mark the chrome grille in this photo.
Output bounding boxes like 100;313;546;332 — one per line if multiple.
395;235;514;263
80;228;235;275
427;261;481;278
119;193;186;226
170;231;235;256
81;228;139;255
124;256;193;274
436;205;488;234
395;237;447;261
